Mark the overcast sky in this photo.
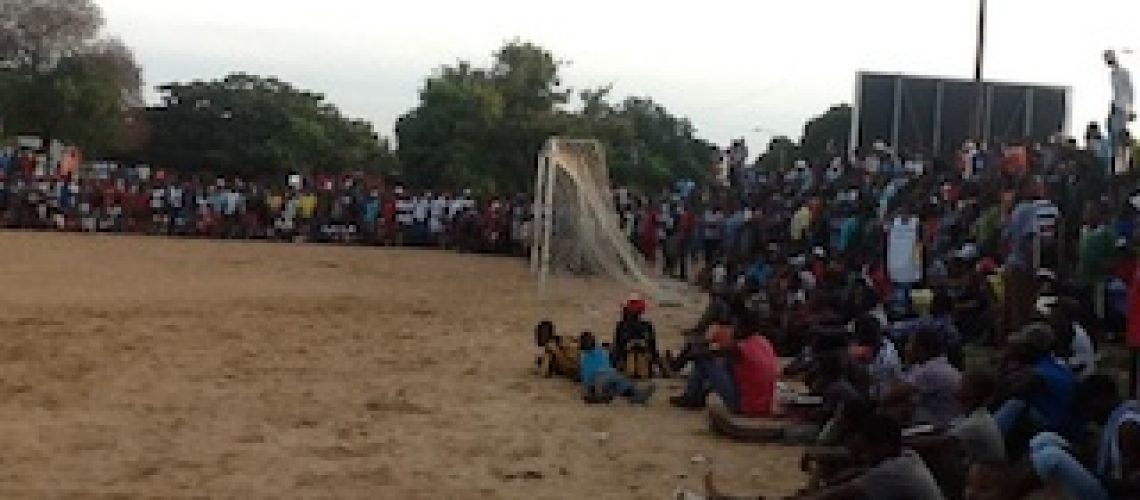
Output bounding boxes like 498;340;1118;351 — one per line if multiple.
99;0;1138;152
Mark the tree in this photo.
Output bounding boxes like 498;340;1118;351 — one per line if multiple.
756;136;798;172
142;73;396;178
397;41;715;193
800;104;851;164
397;41;569;193
0;0;141;155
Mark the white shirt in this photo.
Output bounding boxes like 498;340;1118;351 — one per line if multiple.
413;198;430;222
222;191;242;215
430;197;448;220
167;187;183;209
887;216;922;284
150;188;165;209
396;199;413;225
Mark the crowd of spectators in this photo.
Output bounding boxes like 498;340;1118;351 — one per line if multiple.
0;150;537;255
570;133;1140;499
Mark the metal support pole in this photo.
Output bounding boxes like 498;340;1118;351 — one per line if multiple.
972;0;988;143
531;150;546;273
934;81;945;156
891;76;903;151
1025;88;1035;138
539;144;557;292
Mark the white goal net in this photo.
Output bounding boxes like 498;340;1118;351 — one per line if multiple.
531;138;671;302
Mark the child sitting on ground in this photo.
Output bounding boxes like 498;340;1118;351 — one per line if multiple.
534;320;579;380
579;332;656;405
612;295;668;379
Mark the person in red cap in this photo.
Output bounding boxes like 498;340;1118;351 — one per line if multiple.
612;294;665;379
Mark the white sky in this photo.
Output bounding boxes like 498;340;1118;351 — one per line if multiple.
99;0;1139;152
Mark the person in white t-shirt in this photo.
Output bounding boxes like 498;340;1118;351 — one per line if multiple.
429;194;448;245
887;209;922;313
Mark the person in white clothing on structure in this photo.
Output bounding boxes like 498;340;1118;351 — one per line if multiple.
1107;50;1135;174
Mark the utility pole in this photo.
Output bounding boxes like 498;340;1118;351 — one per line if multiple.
972;0;988;144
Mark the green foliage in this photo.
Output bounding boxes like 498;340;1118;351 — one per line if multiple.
756;136;798;172
800;104;851;164
142;73;397;178
755;103;851;172
397;41;715;194
0;0;140;156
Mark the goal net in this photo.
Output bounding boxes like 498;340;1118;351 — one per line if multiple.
531;138;670;302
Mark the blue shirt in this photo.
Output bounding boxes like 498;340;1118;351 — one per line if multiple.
745;262;772;287
1030;356;1076;433
836;217;859;252
579;347;614;389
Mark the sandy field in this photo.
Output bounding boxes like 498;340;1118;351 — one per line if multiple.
0;232;803;498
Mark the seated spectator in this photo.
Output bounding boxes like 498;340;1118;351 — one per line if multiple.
1048;297;1097;381
809;354;867;446
578;332;655;405
726;414;945;500
611;295;666;379
993;323;1076;441
890;291;963;368
671;307;777;418
1006;374;1140;500
730;310;780;418
533;320;578;380
907;369;1007;500
851;313;902;402
883;327;963;428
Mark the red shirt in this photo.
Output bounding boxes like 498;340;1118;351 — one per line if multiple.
733;335;778;417
382;199;396;222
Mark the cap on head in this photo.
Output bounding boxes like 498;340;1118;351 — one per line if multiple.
624;293;647;315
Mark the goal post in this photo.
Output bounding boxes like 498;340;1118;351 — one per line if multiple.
531;137;671;302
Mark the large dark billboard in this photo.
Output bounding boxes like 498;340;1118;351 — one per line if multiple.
852;72;1070;157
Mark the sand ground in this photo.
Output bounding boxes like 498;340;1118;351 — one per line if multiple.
0;232;803;498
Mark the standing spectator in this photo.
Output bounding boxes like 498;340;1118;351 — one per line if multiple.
1001;183;1041;337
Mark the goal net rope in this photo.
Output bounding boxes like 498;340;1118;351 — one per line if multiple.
531;137;673;302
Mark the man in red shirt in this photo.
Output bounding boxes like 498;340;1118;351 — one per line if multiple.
671;308;778;418
381;189;397;246
731;311;779;417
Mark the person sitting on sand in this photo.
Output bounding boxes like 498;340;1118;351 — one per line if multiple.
1004;374;1140;500
851;313;902;402
906;369;1007;500
534;320;578;380
882;326;962;428
671;307;778;417
578;332;655;405
706;414;945;500
992;323;1075;439
612;295;667;379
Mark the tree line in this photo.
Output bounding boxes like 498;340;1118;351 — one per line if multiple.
0;0;849;193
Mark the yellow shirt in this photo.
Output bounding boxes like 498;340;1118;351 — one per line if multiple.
790;206;812;241
299;194;317;219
